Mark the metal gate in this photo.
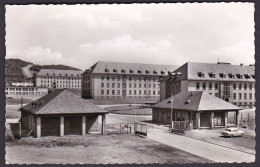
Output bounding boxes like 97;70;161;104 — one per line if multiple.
106;123;134;134
134;123;147;137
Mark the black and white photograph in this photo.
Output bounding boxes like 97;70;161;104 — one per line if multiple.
4;2;255;164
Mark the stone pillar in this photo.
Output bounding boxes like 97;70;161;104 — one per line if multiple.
225;112;228;127
60;116;64;137
101;114;106;135
36;117;41;138
196;112;200;129
211;112;214;129
82;116;86;135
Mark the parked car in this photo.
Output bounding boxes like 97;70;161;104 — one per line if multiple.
222;128;244;137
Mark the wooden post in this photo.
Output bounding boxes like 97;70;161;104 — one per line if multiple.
82;116;86;135
196;112;200;129
211;112;214;129
225;112;228;127
36;117;41;138
101;114;106;135
60;116;64;137
236;110;239;125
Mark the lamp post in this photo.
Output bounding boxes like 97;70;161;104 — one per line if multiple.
168;97;173;132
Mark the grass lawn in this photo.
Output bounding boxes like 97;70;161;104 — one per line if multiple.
6;134;212;164
6;97;34;105
5;105;21;119
105;105;152;115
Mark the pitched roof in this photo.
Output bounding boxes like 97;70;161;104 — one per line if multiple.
173;62;255;82
37;69;83;77
21;89;108;115
85;61;178;76
152;91;241;111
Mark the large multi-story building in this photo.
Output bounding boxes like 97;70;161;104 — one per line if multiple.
5;86;48;97
81;61;178;100
160;62;255;107
36;69;83;89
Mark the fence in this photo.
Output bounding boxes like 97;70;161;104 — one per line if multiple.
106;123;135;135
134;123;148;137
172;121;195;131
228;112;255;130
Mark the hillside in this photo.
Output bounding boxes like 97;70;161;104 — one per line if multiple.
5;58;81;84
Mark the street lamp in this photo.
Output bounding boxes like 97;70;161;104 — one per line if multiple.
168;97;174;132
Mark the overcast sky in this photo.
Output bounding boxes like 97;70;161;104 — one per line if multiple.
5;3;254;70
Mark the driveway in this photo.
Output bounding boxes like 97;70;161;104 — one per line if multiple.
147;128;255;163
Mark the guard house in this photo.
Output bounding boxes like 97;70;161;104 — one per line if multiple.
21;89;108;137
152;91;241;129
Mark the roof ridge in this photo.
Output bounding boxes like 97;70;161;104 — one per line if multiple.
96;61;177;67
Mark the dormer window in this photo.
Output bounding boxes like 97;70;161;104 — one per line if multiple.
161;71;165;75
53;73;55;76
153;70;157;74
47;73;49;76
145;70;150;74
71;74;74;76
209;72;216;78
219;73;226;78
59;74;62;76
198;72;205;78
228;73;235;79
138;70;142;74
113;69;118;73
236;74;243;79
105;68;109;72
130;69;134;73
121;69;126;73
77;74;79;77
244;74;250;79
252;75;255;79
65;74;68;76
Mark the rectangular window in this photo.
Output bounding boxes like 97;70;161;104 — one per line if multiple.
117;90;120;95
101;83;104;88
244;83;247;90
139;90;141;95
117;83;120;88
101;90;104;95
233;83;236;90
215;93;218;97
149;84;151;88
144;90;146;95
144;77;146;81
112;83;115;88
107;83;109;88
244;93;247;100
148;90;151;95
134;83;137;88
129;90;132;95
239;83;242;90
249;93;252;100
144;84;146;88
249;83;252;90
196;82;200;90
107;76;109;80
233;93;236;100
112;76;115;81
112;90;115;95
107;90;109;95
209;83;212;90
139;83;141;88
123;83;126;88
239;93;242;100
203;83;206;90
101;76;104;80
117;76;120;81
153;84;155;88
134;90;136;95
215;83;218;90
129;83;132;88
153;90;156;95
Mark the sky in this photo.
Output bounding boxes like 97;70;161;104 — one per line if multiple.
5;3;255;70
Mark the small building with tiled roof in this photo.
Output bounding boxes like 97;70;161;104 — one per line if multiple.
81;61;178;101
21;89;108;137
159;62;255;108
36;69;83;89
152;91;241;130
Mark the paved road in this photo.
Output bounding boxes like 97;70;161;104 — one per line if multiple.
147;128;255;163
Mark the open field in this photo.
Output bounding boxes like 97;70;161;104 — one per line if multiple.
6;134;212;164
105;105;152;115
6;97;34;105
185;129;255;154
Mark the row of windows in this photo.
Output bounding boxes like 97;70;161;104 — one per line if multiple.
233;102;254;106
40;77;81;80
6;88;40;91
101;75;159;82
198;72;254;79
196;82;254;91
104;68;166;75
6;92;47;95
233;93;255;100
40;84;81;88
101;82;159;89
45;73;80;77
83;82;91;88
101;89;160;96
41;80;80;84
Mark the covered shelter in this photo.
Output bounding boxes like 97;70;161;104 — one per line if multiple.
152;91;241;130
21;89;108;137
